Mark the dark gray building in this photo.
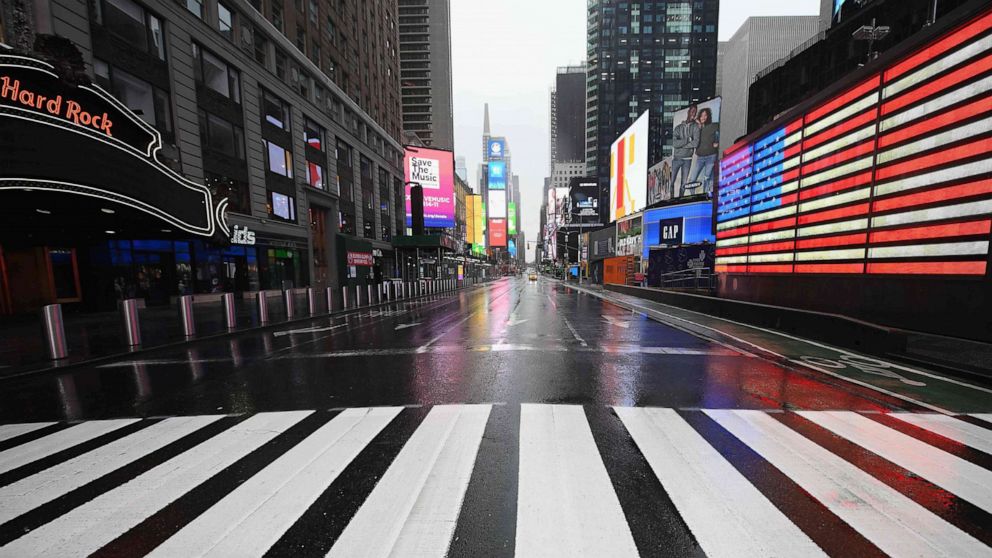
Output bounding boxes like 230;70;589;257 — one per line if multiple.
586;1;720;195
397;0;453;150
549;64;586;170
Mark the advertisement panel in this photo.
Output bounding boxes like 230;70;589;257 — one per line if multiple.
671;97;720;198
609;110;649;222
404;146;455;228
647;245;715;287
346;251;374;267
555;187;570;226
658;217;684;245
487;160;507;190
487;138;505;160
508;238;517;258
472;195;485;248
647;158;674;204
715;7;992;277
466;194;477;245
489;218;507;247
508;202;517;235
488;190;507;218
616;214;643;257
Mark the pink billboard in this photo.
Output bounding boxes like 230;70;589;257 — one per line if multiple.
404;146;455;228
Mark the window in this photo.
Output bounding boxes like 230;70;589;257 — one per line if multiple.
218;2;233;39
193;44;241;102
304;117;322;150
253;28;268;65
275;50;288;80
264;140;293;177
198;110;245;159
99;0;165;59
186;0;203;18
261;89;291;130
307;0;317;23
205;171;250;214
306;161;324;189
270;0;283;31
94;60;172;137
267;191;296;221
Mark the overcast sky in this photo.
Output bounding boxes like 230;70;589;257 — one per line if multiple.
450;0;821;263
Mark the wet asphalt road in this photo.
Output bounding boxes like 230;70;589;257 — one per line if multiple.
2;276;992;557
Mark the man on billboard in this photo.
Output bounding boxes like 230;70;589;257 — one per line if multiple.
688;107;719;195
672;105;699;198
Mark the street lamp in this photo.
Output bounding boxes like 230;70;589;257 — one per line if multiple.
852;18;891;64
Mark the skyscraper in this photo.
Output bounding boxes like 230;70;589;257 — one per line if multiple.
586;1;720;197
398;0;454;149
550;64;587;172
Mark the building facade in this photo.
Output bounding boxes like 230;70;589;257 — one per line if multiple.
549;64;586;173
0;0;405;313
586;0;719;189
397;0;453;150
719;16;819;152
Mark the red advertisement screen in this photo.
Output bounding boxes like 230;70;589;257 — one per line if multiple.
489;218;507;247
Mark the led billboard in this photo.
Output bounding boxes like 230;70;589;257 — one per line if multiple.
609;110;649;222
616;214;643;257
671;97;721;198
404;146;455;228
488;160;507;190
489;218;507;247
508;202;517;235
473;195;485;247
716;8;992;277
487;139;506;160
466;194;478;244
488;189;507;218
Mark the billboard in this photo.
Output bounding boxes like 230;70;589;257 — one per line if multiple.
508;202;517;235
466;194;478;244
647;158;674;204
404;146;455;228
472;195;485;248
555;186;571;226
487;138;505;160
616;214;643;257
716;7;992;277
489;218;507;247
671;97;721;199
488;189;507;218
609;110;649;222
488;160;507;190
641;201;714;260
508;238;517;258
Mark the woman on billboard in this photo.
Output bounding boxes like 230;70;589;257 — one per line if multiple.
688;108;719;195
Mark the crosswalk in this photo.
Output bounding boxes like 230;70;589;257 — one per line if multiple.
0;405;991;557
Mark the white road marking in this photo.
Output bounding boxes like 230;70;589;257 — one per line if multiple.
602;315;630;328
971;414;992;425
615;407;825;558
0;422;56;443
562;317;588;347
273;324;347;337
891;413;992;455
0;411;311;558
327;404;492;557
797;410;992;513
0;418;140;475
148;407;401;558
281;345;740;358
394;322;421;330
0;415;223;524
706;410;989;558
97;358;232;368
515;404;638;558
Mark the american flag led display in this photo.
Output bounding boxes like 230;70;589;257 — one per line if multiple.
716;9;992;276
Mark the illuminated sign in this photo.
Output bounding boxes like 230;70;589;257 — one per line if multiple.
670;97;721;198
346;251;374;266
0;54;227;238
716;8;992;277
616;214;642;257
488;189;507;219
472;195;485;248
230;225;256;245
488;161;507;190
404;146;455;228
508;202;517;235
609;110;649;222
659;218;684;245
489;218;507;247
488;139;506;160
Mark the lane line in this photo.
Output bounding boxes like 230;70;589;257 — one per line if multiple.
148;407;401;558
327;404;492;557
705;409;989;558
890;413;992;455
515;404;638;558
0;411;311;558
616;407;824;557
0;415;223;525
0;419;140;475
797;410;992;513
416;283;521;352
0;422;56;444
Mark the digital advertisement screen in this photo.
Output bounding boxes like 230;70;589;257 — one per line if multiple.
488;190;507;219
489;218;507;247
641;201;714;260
404;146;455;228
609;110;649;222
508;202;517;235
487;138;505;160
670;97;720;198
473;195;485;247
466;194;478;245
616;214;643;257
716;8;992;277
487;161;507;190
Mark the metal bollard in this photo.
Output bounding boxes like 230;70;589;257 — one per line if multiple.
307;287;317;315
256;291;270;324
355;285;363;307
326;287;335;313
222;292;237;329
178;295;196;338
342;286;350;309
40;303;69;360
120;298;142;346
367;284;374;306
284;290;295;320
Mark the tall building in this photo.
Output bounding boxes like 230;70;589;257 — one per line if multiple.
549;64;587;172
455;156;468;182
586;1;720;197
397;0;454;150
719;16;819;152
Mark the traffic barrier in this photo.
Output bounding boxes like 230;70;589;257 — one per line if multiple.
41;303;68;360
342;286;349;309
256;291;269;324
120;298;142;346
283;290;295;320
307;288;317;315
221;293;237;329
178;295;196;338
326;287;335;313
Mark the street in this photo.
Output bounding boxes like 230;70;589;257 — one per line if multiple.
0;276;990;557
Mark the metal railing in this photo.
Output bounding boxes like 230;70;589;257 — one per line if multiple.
657;267;716;291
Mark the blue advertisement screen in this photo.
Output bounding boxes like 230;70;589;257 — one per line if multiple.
488;139;505;160
641;201;715;260
488;161;507;190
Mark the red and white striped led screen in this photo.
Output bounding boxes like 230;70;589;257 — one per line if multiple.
716;9;992;276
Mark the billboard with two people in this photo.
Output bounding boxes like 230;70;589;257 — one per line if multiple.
670;97;721;198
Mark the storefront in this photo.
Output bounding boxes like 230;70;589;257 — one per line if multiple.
337;236;374;287
586;224;616;284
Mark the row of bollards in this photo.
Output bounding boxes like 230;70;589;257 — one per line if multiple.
40;279;463;360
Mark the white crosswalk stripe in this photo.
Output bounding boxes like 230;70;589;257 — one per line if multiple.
0;405;989;558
